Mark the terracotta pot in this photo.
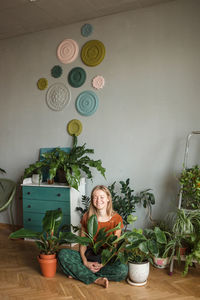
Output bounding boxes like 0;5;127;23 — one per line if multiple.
37;254;57;278
179;247;187;256
47;178;54;185
40;254;56;260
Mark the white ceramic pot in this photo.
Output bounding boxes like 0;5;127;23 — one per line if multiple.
127;261;150;286
153;257;169;269
32;174;40;185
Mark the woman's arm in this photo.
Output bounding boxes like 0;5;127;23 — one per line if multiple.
79;225;88;266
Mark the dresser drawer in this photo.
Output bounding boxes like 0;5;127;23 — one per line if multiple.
23;212;70;232
23;186;70;202
23;199;70;214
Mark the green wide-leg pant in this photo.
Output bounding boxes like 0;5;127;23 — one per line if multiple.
58;249;128;285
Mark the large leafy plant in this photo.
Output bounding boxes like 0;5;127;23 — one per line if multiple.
24;135;106;190
143;227;170;258
9;209;88;254
108;179;155;230
179;165;200;209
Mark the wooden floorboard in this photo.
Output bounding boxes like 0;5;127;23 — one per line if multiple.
0;224;200;300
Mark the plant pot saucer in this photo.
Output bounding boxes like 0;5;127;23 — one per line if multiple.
127;277;147;286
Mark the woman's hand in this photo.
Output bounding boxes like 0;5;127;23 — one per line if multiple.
84;261;103;273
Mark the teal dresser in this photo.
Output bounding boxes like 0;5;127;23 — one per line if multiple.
22;179;85;232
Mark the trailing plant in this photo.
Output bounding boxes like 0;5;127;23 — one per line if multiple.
162;234;183;264
9;209;89;255
179;165;200;209
24;135;106;190
183;233;200;276
172;209;200;235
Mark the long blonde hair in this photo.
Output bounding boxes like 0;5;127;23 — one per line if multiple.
88;185;113;218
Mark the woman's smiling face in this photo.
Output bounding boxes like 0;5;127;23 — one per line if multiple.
92;189;109;211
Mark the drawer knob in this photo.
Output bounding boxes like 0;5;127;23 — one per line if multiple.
57;193;61;197
27;192;30;195
27;205;31;208
28;218;31;222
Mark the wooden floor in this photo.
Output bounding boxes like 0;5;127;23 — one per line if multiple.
0;224;200;300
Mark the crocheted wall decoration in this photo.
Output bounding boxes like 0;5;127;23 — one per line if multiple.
67;119;82;136
51;65;63;78
68;67;86;88
81;24;93;37
81;40;105;67
37;78;48;90
76;90;99;116
57;39;79;64
46;83;71;111
92;75;105;90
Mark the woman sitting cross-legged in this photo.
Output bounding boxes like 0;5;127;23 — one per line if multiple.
58;185;128;288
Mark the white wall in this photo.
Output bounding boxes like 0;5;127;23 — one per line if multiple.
0;0;200;227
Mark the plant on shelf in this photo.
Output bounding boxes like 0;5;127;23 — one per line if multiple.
9;208;89;277
179;165;200;209
171;208;200;236
165;208;200;275
23;135;106;190
182;232;200;276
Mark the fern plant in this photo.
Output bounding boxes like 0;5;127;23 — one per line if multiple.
24;135;106;190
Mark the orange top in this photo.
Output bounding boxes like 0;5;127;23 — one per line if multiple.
81;212;123;241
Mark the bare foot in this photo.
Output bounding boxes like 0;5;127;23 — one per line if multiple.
95;277;109;288
68;275;73;279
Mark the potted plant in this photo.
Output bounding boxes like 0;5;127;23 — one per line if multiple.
183;232;200;276
9;208;89;277
24;135;106;190
179;165;200;209
108;179;156;231
143;227;171;269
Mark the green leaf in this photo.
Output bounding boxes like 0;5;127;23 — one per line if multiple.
147;239;159;256
42;209;63;235
87;215;98;239
154;227;167;244
9;228;41;239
